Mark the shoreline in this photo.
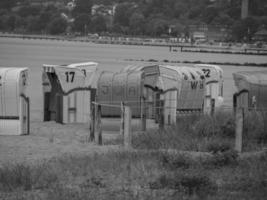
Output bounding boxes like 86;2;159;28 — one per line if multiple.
1;32;267;56
126;58;267;67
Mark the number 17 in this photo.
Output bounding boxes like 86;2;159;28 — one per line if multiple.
65;71;75;82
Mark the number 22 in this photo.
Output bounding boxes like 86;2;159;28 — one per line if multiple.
202;69;211;78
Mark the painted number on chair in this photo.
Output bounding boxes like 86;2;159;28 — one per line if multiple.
202;69;211;78
81;69;86;76
65;71;75;83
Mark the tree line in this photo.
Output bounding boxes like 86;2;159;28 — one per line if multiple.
0;0;267;42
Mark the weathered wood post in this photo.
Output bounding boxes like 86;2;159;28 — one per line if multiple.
210;98;215;116
235;107;244;153
141;96;146;131
89;103;95;141
155;93;160;123
94;104;102;145
89;90;96;141
159;100;164;129
124;106;132;149
252;95;257;110
120;102;125;135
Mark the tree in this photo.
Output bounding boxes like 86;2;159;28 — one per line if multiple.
188;6;203;20
6;15;17;31
225;1;240;20
0;0;16;10
259;16;267;28
231;17;260;42
72;0;93;17
73;13;91;34
145;17;169;36
38;12;52;32
26;15;47;33
13;16;27;33
211;13;234;27
0;17;5;30
114;3;135;27
250;0;267;16
173;1;188;18
90;15;107;33
170;21;184;37
17;5;42;18
201;6;219;24
0;10;8;30
47;17;67;35
129;12;145;35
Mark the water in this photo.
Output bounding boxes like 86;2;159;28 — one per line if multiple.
0;37;266;121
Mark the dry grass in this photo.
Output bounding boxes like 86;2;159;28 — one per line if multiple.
0;111;266;199
0;150;266;200
131;110;267;152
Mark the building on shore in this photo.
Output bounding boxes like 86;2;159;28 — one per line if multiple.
189;24;230;42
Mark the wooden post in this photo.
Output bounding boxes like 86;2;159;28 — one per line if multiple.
89;90;96;141
141;96;146;131
155;93;160;123
235;107;244;153
252;95;257;110
124;106;132;149
94;104;102;145
159;100;164;129
210;98;215;116
90;89;96;103
89;102;95;141
120;102;125;135
204;95;209;114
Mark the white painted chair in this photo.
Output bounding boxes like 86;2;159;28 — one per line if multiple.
0;67;30;135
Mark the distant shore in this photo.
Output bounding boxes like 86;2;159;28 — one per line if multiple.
1;32;267;56
126;58;267;67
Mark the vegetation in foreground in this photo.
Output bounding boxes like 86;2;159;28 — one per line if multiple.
108;110;267;152
0;110;266;199
0;150;266;200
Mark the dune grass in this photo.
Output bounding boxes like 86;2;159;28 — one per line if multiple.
130;110;267;153
0;110;266;199
0;150;266;200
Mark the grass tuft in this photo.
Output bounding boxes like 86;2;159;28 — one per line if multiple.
150;171;217;198
0;162;58;192
160;152;192;170
133;110;266;152
207;150;239;167
206;141;232;154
